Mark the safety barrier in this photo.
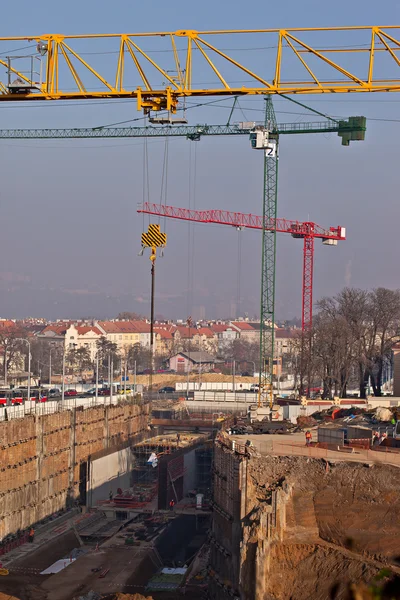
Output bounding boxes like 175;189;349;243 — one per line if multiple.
0;394;146;421
0;531;29;556
240;439;400;466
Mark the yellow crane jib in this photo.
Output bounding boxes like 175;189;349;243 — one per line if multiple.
1;27;400;109
141;224;167;262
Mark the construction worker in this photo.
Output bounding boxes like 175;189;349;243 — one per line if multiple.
28;528;35;543
305;430;312;446
169;499;175;511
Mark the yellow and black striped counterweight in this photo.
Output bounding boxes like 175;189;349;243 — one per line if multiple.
141;224;167;261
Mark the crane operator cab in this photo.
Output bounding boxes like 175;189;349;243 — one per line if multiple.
249;128;277;157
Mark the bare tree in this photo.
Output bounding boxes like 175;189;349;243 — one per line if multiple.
365;288;400;396
116;312;143;321
30;338;63;382
0;324;28;382
96;337;119;378
66;346;92;380
220;339;259;371
126;343;152;373
311;287;400;399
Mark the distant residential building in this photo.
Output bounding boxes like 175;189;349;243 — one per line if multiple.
169;351;224;373
131;320;153;348
64;324;102;361
230;321;259;342
0;319;16;331
154;326;176;356
274;328;297;357
192;328;218;354
209;323;239;351
96;320;155;353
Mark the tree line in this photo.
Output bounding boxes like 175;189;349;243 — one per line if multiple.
298;287;400;398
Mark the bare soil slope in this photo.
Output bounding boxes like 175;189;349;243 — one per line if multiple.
248;456;400;599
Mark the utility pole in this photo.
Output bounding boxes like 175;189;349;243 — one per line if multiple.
108;354;111;404
95;352;99;403
49;349;52;386
16;338;31;402
186;316;192;400
140;224;167;392
110;360;113;405
62;348;65;404
134;360;137;393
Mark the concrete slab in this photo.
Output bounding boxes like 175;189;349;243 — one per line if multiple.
40;558;76;574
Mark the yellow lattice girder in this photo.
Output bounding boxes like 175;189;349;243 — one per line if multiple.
1;27;400;110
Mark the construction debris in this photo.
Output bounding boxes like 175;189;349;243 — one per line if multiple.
374;407;393;422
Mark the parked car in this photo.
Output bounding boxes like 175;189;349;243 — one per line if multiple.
85;388;97;396
158;386;175;394
64;389;78;397
98;388;111;396
48;388;61;398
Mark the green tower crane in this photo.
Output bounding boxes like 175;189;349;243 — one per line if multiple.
0;112;366;404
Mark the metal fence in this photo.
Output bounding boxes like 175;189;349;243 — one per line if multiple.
0;394;146;421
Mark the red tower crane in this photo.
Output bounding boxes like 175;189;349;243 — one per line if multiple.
137;202;346;332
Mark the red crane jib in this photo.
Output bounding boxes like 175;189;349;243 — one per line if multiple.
138;202;345;241
138;202;346;332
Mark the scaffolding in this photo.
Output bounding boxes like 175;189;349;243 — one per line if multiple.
195;441;214;495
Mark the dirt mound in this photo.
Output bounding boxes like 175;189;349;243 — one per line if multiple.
265;543;379;600
250;456;400;558
247;456;400;598
297;415;317;429
374;407;393;422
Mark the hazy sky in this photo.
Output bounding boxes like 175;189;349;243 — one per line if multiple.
0;1;399;321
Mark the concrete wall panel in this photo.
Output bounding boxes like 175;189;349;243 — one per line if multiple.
0;400;149;541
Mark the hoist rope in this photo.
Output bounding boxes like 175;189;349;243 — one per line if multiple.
159;136;170;230
186;143;193;322
236;230;242;318
142;137;150;229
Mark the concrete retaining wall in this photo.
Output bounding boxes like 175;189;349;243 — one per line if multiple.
0;399;149;541
88;446;136;506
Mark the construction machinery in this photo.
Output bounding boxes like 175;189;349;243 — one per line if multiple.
0;26;380;405
0;116;364;400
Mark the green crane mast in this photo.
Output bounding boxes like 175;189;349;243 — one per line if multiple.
260;98;279;409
